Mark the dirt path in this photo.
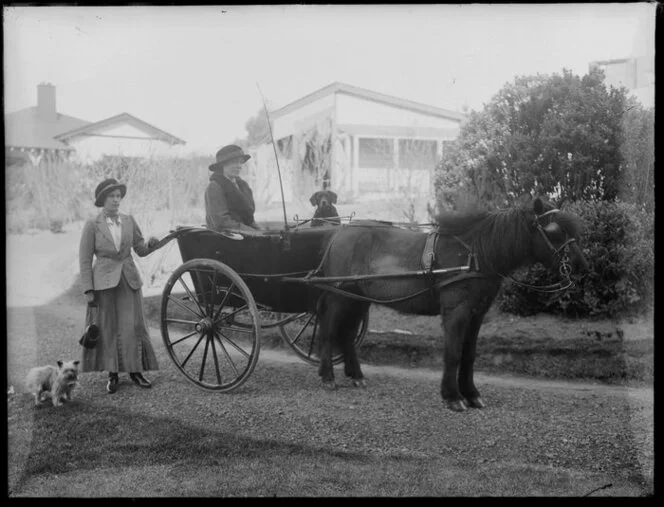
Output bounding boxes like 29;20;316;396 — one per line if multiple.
258;345;652;401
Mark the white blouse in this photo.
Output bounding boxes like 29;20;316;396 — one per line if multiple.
106;217;122;251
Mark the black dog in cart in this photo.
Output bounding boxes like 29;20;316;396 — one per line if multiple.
310;190;340;226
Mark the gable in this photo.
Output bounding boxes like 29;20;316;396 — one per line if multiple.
56;112;185;145
272;82;464;121
271;94;335;140
66;122;161;140
336;94;461;130
270;82;463;141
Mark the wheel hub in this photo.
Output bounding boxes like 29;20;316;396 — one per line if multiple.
195;318;214;333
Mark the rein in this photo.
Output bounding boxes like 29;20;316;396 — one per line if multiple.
499;273;575;293
308;272;489;305
293;225;489;305
498;209;577;293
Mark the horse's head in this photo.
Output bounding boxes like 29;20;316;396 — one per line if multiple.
526;198;589;276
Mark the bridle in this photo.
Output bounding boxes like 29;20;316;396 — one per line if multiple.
501;208;578;293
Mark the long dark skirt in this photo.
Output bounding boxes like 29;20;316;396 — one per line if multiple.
81;273;159;373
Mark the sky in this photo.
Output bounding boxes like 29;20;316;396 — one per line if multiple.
3;4;656;155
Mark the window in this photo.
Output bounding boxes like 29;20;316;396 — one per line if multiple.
358;138;393;168
398;140;437;170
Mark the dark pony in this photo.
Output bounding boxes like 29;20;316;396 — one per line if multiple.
316;198;588;412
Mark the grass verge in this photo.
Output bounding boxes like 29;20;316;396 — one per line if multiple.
358;331;653;384
141;294;653;385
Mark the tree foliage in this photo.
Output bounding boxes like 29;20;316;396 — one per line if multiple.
243;106;272;147
618;97;654;212
434;68;628;210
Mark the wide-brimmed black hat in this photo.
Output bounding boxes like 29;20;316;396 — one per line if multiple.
94;178;127;207
209;144;251;172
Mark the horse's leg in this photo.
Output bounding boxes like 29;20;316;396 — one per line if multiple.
342;301;370;387
459;286;498;408
440;305;470;412
458;313;486;409
317;294;343;390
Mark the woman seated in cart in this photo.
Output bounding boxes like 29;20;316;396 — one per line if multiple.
205;144;262;233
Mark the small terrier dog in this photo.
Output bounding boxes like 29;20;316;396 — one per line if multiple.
310;190;340;226
25;360;80;407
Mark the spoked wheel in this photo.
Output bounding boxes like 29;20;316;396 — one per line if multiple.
160;259;260;392
278;306;370;366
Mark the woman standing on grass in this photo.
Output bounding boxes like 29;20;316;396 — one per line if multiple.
79;178;160;394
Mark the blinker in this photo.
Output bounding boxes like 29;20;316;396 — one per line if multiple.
544;222;561;234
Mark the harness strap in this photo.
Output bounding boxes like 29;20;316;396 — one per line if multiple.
453;235;472;252
421;232;438;270
305;228;343;279
499;273;575;293
312;272;490;305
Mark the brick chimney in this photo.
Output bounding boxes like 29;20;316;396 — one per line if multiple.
37;82;57;121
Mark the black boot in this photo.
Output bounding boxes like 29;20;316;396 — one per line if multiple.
107;372;119;394
129;372;152;388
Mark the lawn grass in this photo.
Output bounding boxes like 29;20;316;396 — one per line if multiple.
9;393;641;497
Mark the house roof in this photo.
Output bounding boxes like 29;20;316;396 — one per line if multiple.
5;107;90;151
338;123;460;140
54;112;186;145
271;82;465;122
590;57;633;66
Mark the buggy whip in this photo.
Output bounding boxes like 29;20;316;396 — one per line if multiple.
256;83;289;230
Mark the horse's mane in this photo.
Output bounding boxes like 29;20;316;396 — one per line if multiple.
434;202;583;274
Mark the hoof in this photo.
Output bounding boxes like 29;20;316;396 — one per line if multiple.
446;399;468;412
322;381;337;391
466;396;486;409
352;379;366;388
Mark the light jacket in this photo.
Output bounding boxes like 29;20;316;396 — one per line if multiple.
79;212;154;293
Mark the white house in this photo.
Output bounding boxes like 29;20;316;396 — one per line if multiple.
5;83;186;166
589;56;654;108
55;112;187;163
252;82;464;204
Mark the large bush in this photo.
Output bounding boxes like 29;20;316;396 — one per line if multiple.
434;68;627;211
498;199;654;318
